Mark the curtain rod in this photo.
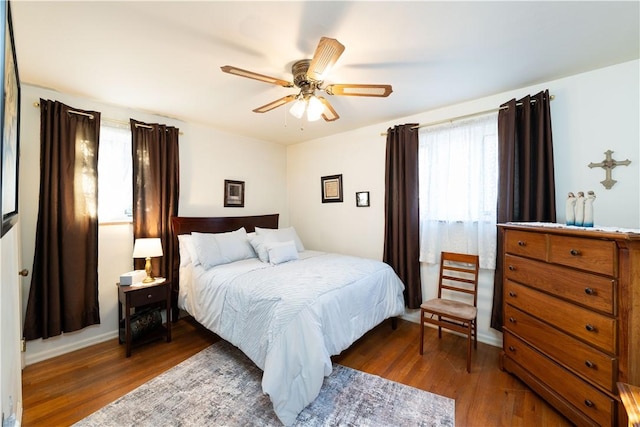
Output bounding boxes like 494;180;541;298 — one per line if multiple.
32;101;182;133
380;94;554;136
69;109;94;119
33;101;96;120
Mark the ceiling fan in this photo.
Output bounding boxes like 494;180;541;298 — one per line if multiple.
221;37;393;122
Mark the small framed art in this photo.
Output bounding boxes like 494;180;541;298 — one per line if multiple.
224;179;244;207
321;174;343;203
356;191;370;207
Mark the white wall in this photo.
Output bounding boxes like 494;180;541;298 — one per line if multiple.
179;123;288;221
19;84;288;365
552;62;639;227
287;125;387;259
287;60;640;347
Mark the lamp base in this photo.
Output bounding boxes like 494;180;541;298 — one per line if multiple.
143;257;155;283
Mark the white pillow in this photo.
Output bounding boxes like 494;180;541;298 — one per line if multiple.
214;228;256;260
266;240;299;265
249;233;276;263
191;233;224;269
177;234;199;267
255;226;305;252
192;227;256;269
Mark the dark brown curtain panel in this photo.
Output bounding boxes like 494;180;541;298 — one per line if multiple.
24;99;101;340
490;90;556;330
384;124;421;309
131;119;179;284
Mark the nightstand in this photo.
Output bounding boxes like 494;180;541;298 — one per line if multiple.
117;279;172;357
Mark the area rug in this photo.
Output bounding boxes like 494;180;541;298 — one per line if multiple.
74;340;454;427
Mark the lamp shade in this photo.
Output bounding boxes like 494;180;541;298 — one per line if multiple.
289;98;306;119
306;96;324;121
289;95;326;121
132;238;163;258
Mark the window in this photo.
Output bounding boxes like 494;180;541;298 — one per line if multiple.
418;113;498;269
97;123;132;223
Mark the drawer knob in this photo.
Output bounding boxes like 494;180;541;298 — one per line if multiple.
508;265;516;271
585;360;596;369
570;248;581;256
508;291;517;298
517;241;526;247
585;324;596;332
147;294;153;299
584;399;594;408
508;345;516;352
584;287;595;296
508;317;516;323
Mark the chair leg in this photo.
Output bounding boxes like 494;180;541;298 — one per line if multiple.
473;319;477;349
466;322;472;373
438;316;442;339
419;309;424;355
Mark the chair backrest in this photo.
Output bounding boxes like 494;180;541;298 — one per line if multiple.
437;252;480;307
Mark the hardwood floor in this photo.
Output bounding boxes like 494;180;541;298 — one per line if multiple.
22;317;571;426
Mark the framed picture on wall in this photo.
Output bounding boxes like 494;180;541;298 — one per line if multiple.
356;191;370;207
321;174;343;203
1;2;20;237
224;179;245;207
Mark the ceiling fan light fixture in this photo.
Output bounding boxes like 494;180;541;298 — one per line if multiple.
306;96;325;121
289;98;306;119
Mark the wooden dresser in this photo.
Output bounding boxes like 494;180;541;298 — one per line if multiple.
499;223;640;427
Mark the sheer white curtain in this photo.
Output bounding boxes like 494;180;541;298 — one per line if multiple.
97;124;132;223
418;113;498;269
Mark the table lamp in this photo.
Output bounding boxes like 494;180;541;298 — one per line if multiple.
132;238;163;283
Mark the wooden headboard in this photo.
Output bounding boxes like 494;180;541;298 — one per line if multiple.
169;214;279;321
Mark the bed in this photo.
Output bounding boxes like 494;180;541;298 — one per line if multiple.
170;214;406;426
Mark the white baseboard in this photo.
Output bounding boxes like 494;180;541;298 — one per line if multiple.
14;400;22;427
24;330;118;366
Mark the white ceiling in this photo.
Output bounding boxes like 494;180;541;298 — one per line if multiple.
10;1;639;145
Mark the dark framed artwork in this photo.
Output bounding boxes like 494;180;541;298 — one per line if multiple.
1;2;20;237
224;179;245;207
321;174;343;203
356;191;370;207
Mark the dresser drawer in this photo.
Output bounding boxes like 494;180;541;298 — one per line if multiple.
548;235;617;276
505;280;616;353
504;332;615;427
505;230;547;261
504;254;615;314
504;304;616;392
128;284;167;306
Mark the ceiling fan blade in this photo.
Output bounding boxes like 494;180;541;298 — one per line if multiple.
221;65;293;88
324;84;393;97
307;37;345;82
317;97;339;122
253;95;297;113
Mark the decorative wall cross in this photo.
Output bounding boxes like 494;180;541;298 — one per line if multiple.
588;150;631;189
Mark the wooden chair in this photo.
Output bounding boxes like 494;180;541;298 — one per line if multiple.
420;251;480;373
